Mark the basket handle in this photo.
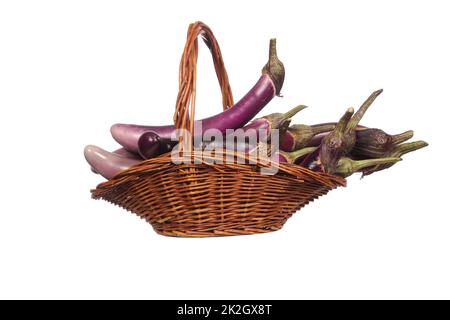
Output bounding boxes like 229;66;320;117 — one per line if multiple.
173;21;233;151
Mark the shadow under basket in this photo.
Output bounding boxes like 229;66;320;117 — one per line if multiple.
91;152;346;237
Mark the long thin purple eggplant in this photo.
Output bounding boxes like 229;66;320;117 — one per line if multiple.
91;147;143;174
111;39;285;152
84;145;141;179
113;147;143;160
229;104;306;141
138;105;305;159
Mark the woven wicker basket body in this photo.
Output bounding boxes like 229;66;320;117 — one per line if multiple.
92;152;345;237
91;22;345;237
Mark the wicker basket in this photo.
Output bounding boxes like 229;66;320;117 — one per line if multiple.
91;22;346;237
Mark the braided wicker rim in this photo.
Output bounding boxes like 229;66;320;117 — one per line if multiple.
92;150;346;193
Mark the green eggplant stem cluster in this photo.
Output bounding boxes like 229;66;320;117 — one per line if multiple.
320;89;384;174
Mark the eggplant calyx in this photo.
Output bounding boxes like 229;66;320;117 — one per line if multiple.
262;38;285;96
346;89;383;131
392;140;429;156
336;157;401;178
263;105;307;130
390;130;415;146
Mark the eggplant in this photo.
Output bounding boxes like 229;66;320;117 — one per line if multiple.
137;131;179;159
353;128;414;158
230;104;307;141
84;145;141;179
112;147;142;160
90;147;143;174
111;39;285;152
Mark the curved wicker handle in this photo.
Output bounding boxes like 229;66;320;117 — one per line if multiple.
174;21;233;151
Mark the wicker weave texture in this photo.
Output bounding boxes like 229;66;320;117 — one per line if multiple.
92;153;345;237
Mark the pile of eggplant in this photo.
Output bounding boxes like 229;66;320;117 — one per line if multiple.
84;39;427;180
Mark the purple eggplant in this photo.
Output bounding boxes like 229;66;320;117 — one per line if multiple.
91;147;143;174
113;147;143;160
111;39;285;152
137;131;179;159
84;145;141;179
230;104;307;141
137;105;306;159
353;128;414;158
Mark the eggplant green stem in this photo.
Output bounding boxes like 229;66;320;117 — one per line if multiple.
290;146;318;159
347;89;383;130
336;157;401;177
352;157;401;172
281;146;318;163
393;140;428;156
336;108;354;133
269;38;277;59
391;130;414;145
311;123;336;135
282;105;307;119
263;105;306;131
262;38;285;96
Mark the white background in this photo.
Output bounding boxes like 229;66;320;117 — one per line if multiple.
0;0;449;299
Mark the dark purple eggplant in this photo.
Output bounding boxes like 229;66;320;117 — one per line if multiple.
137;131;179;159
111;39;285;152
353;128;414;158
